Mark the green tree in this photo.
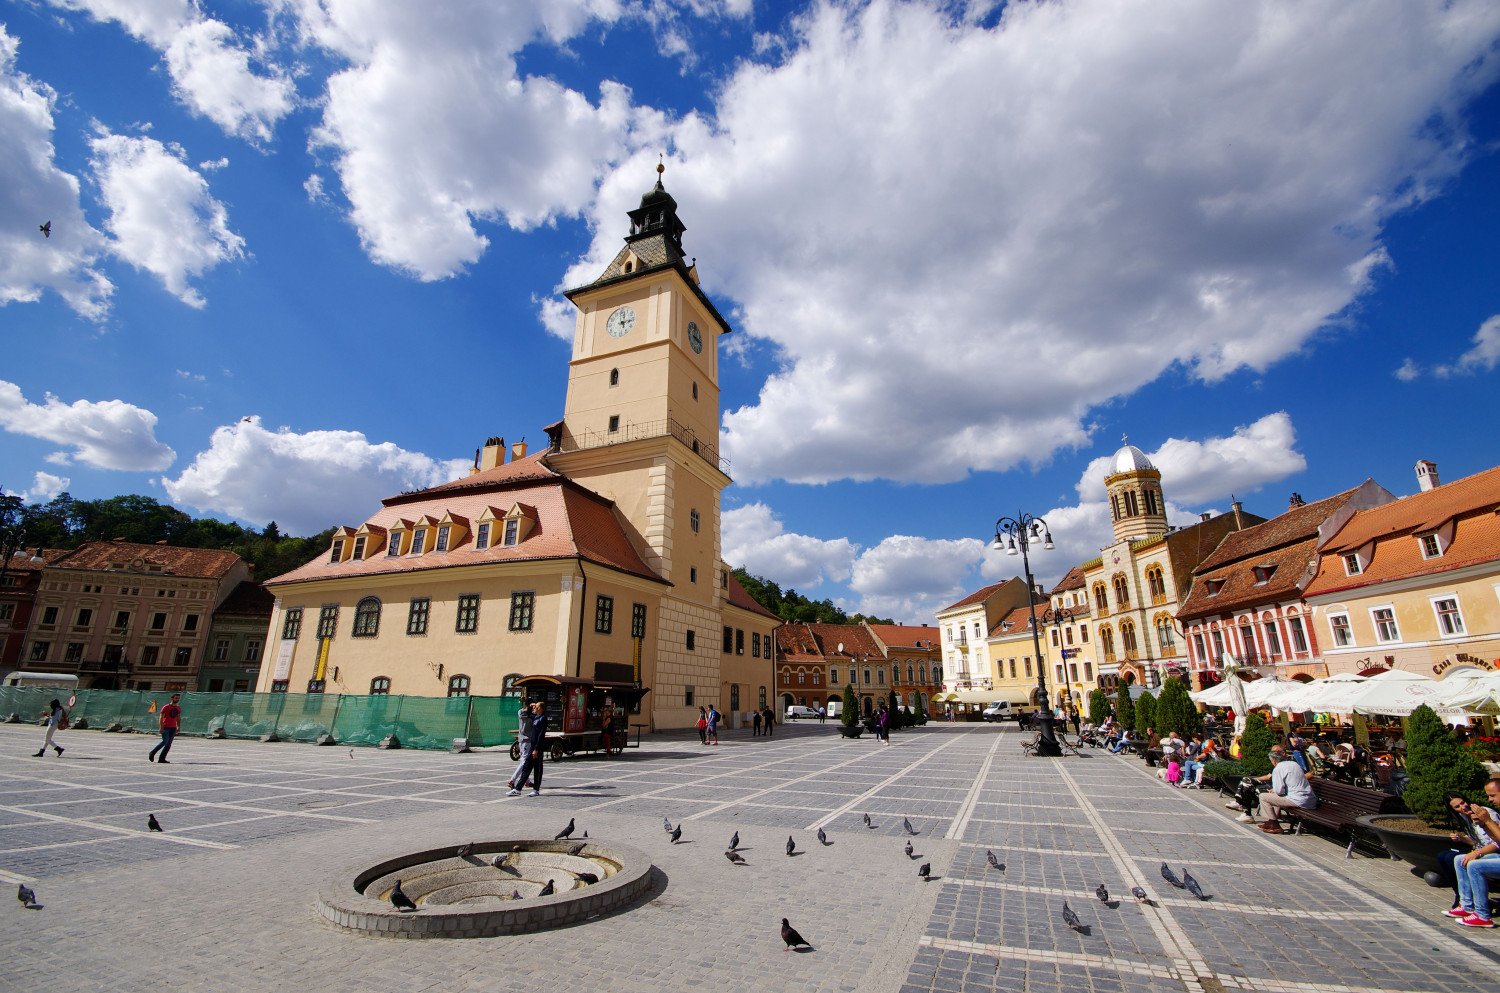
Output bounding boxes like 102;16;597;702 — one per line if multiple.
912;694;927;725
1116;684;1136;731
1154;677;1202;739
1237;713;1278;777
1088;688;1109;727
1403;704;1489;827
840;683;860;734
1135;690;1157;734
886;689;902;730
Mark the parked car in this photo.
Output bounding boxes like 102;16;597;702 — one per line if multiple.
785;705;819;720
982;701;1031;722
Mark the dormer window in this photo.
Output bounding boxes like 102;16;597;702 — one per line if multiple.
411;529;427;555
436;525;451;552
504;519;519;546
1343;553;1363;576
1251;565;1276;585
475;522;491;550
387;533;403;556
1419;533;1443;559
1205;579;1224;596
330;539;344;562
352;536;366;560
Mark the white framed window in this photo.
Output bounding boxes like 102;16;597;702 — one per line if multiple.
1419;533;1444;559
504;519;519;546
1432;596;1466;637
1342;553;1363;576
1288;616;1308;654
1328;612;1353;648
1263;621;1282;658
1370;606;1400;643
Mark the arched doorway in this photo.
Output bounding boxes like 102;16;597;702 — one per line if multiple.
862;696;873;717
781;692;794;711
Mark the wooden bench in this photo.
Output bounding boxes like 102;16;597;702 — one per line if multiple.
1276;777;1404;856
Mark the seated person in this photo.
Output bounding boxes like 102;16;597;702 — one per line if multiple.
1238;745;1317;831
1162;730;1186;762
1109;728;1134;754
1287;731;1310;771
1443;779;1500;927
1143;729;1162;767
1180;733;1206;788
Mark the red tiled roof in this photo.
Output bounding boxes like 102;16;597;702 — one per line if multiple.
1306;464;1500;597
1193;486;1364;573
939;577;1023;613
775;622;884;660
385;449;560;503
50;541;243;579
725;573;780;621
864;623;940;649
775;623;823;660
1049;565;1087;594
3;548;69;573
266;478;663;587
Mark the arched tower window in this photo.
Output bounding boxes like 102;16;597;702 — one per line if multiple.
352;596;381;637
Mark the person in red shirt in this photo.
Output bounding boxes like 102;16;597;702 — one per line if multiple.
149;694;182;764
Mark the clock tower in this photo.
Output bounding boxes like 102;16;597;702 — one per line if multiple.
550;165;734;725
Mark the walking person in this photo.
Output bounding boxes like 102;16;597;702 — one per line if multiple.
696;706;709;745
818;704;826;724
762;705;774;737
148;693;182;763
33;699;66;757
752;708;762;737
507;701;533;790
706;704;721;745
508;701;547;797
876;701;891;744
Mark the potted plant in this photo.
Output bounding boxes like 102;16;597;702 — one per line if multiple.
838;684;862;738
1134;690;1157;738
1088;689;1109;728
1205;713;1276;791
1115;684;1135;732
1357;704;1489;874
1155;677;1203;739
1462;735;1500;773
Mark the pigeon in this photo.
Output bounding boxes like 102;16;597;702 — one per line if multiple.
986;849;1002;871
903;817;917;835
1096;884;1109;904
18;884;37;908
729;830;739;852
1062;901;1084;932
510;889;522;900
348;749;354;759
1160;863;1185;889
455;843;473;858
817;827;829;846
786;835;796;856
1183;871;1208;901
670;824;683;844
567;842;587;856
389;880;417;912
39;221;51;238
905;840;914;859
664;816;674;833
577;872;599;885
555;818;575;841
725;850;747;865
918;862;931;880
1132;886;1150;904
781;917;812;951
490;853;511;870
147;814;162;832
539;879;555;897
863;813;872;828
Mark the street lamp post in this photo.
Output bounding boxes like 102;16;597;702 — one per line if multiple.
992;513;1062;757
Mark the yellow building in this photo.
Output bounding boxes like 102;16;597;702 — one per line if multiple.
256;168;778;730
1305;461;1500;680
935;577;1034;714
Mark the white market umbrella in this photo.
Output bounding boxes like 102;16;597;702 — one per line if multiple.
1271;672;1368;713
1432;672;1500;716
1342;669;1447;717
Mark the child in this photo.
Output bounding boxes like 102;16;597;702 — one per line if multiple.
1163;756;1182;786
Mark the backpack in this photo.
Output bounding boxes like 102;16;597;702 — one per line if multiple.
57;710;70;730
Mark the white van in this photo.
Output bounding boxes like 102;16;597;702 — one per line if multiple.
785;705;819;720
982;701;1029;722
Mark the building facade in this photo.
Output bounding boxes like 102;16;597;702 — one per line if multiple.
863;622;943;713
257;170;778;730
199;581;275;692
935;577;1035;712
1;548;66;674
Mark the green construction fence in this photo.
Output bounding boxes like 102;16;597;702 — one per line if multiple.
0;687;523;751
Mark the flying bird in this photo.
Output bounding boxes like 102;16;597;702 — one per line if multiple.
147;814;162;832
786;835;796;856
389;880;417;912
1062;901;1084;932
903;817;917;835
17;884;37;908
39;221;51;238
905;840;914;859
986;849;1002;871
817;827;829;846
725;850;747;865
1096;884;1109;904
729;830;739;851
538;879;556;897
863;813;872;828
918;862;931;880
1132;886;1150;904
1160;863;1185;889
1183;871;1208;901
781;917;812;951
577;872;599;885
555;818;575;841
455;843;473;858
670;824;683;844
664;817;674;833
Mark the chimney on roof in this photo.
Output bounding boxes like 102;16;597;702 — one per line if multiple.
1231;498;1244;528
511;438;528;461
1416;459;1439;492
478;436;506;471
1199;512;1212;523
1288;492;1305;509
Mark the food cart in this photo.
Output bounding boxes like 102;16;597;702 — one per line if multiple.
507;674;649;761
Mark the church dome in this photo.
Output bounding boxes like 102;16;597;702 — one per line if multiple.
1110;442;1154;475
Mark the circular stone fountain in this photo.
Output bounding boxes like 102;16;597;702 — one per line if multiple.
318;839;653;938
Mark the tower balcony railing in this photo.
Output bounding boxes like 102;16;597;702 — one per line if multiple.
560;417;729;473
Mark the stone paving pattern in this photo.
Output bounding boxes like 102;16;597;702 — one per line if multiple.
2;721;1496;992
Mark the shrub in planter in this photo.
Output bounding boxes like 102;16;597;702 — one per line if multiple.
1088;689;1109;727
1135;691;1157;735
1236;713;1277;777
912;695;928;725
1116;684;1135;732
1202;759;1245;784
886;689;902;731
840;684;861;734
1404;704;1488;827
1155;677;1202;739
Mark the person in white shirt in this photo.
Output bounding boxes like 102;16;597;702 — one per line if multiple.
1238;745;1317;830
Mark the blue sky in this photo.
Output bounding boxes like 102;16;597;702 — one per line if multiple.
2;1;1498;623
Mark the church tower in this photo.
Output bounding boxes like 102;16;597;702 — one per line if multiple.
549;164;733;724
1105;439;1169;543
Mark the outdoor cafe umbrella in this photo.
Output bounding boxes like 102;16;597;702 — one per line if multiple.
1339;668;1449;717
1268;671;1368;713
1430;671;1500;716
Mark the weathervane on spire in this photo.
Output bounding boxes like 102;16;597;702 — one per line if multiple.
1121;433;1129;445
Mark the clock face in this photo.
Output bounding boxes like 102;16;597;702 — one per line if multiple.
687;321;703;353
606;306;635;338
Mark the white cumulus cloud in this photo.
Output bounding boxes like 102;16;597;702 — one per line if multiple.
0;26;113;319
27;471;71;502
0;380;175;471
162;416;471;534
722;502;856;590
90;131;247;308
1434;314;1500;377
848;535;987;623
